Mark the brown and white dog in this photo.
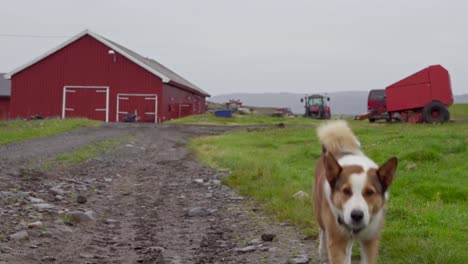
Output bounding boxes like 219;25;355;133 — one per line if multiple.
313;121;397;264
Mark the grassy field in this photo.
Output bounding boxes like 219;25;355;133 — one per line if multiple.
0;118;100;145
166;113;322;126
450;103;468;120
190;120;468;263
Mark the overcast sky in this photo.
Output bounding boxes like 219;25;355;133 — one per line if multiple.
0;0;466;95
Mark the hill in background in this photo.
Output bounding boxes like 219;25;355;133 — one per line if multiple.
210;92;468;115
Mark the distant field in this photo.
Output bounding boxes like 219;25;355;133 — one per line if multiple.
190;121;468;263
450;103;468;120
166;113;322;126
0;118;100;145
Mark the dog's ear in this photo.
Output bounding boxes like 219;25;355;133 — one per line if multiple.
377;157;398;192
323;152;342;188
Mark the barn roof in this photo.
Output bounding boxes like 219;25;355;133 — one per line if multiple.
0;74;11;97
4;29;209;97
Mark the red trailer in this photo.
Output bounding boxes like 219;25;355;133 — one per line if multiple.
356;65;454;123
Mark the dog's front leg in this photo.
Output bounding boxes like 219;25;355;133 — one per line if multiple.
319;229;328;261
327;235;349;264
360;238;380;264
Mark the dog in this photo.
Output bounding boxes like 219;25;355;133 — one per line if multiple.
313;120;397;264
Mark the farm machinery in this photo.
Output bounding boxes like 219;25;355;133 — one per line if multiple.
355;65;454;123
300;94;331;119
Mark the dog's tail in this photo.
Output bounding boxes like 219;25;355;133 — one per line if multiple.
317;120;361;156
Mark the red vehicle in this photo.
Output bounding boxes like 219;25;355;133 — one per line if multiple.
300;94;331;119
356;65;453;123
366;89;388;122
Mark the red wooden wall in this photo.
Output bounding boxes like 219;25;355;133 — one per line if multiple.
0;97;10;120
10;34;206;123
161;84;206;122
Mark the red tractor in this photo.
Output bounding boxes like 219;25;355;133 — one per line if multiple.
301;94;331;119
356;65;454;123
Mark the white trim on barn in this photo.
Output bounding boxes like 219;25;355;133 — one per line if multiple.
116;93;158;123
5;30;171;83
62;85;110;122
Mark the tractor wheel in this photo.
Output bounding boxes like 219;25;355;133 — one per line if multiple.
422;101;450;123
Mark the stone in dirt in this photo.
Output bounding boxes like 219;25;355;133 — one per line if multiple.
27;221;43;228
29;197;45;203
105;219;119;224
54;224;73;234
287;254;310;264
49;187;65;196
41;256;57;262
32;203;55;210
194;179;204;184
28;230;42;237
17;191;30;198
259;245;270;252
261;233;277;241
67;211;96;223
79;253;94;258
76;195;87;204
211;180;222;185
9;230;29;240
0;246;13;253
248;238;262;246
41;231;54;238
235;245;257;253
187;207;211;217
55;195;64;201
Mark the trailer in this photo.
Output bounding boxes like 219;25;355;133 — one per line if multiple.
356;65;454;123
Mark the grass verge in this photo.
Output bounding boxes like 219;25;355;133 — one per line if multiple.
0;118;100;145
43;136;129;169
190;121;468;263
166;113;321;126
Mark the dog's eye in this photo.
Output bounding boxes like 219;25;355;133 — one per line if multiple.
343;188;352;195
364;189;375;196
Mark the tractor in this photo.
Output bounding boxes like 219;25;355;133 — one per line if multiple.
355;65;453;123
300;94;331;119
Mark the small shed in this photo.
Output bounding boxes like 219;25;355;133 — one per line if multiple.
0;74;10;120
5;29;210;123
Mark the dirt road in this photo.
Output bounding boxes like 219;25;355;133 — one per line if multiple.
0;124;318;263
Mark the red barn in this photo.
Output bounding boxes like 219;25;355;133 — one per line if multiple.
4;29;210;123
0;74;10;120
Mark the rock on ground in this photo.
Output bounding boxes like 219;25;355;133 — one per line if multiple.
9;230;29;241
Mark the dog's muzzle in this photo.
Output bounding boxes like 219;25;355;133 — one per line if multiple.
337;216;364;234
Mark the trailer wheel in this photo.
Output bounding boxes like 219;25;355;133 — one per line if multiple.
422;101;449;123
368;118;376;123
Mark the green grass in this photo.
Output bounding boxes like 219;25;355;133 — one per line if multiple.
166;113;322;126
190;121;468;263
44;136;128;169
450;103;468;120
0;118;100;145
